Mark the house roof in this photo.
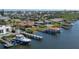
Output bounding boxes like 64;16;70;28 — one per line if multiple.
50;18;64;22
18;20;34;26
35;21;44;23
44;20;51;22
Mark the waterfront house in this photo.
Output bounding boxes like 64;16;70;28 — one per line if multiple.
0;25;12;35
34;21;44;26
18;20;34;27
50;18;64;22
44;20;51;24
49;26;61;31
7;19;21;26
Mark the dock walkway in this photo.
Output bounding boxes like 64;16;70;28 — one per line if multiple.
21;31;43;40
0;39;13;47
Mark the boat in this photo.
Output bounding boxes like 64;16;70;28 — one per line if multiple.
3;42;13;48
15;34;31;45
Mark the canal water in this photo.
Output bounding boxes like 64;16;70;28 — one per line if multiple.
1;20;79;49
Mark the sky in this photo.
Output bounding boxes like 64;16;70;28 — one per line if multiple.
0;0;79;10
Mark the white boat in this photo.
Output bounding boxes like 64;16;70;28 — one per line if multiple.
15;34;31;44
71;23;74;26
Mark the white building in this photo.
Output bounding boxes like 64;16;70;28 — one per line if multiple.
0;15;10;20
0;25;12;35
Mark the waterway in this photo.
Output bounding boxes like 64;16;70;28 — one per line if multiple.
1;20;79;49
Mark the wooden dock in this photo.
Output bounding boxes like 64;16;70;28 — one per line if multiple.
21;31;43;40
0;39;13;47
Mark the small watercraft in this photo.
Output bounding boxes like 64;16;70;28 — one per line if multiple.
15;34;31;45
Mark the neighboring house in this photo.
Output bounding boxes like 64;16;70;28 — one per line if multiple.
34;20;51;26
34;21;44;26
44;20;51;24
0;25;12;35
9;19;21;26
50;18;64;22
18;20;34;27
0;15;10;21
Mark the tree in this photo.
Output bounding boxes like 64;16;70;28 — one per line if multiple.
0;20;7;25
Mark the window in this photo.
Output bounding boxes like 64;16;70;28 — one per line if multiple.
6;28;9;32
0;30;3;33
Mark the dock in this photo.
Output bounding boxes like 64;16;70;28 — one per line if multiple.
21;32;43;40
0;39;13;48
